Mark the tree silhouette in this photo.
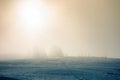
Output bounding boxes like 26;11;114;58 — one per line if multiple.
50;46;64;57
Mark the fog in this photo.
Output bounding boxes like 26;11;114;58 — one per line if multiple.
0;0;120;60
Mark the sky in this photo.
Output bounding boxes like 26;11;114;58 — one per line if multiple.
0;0;120;60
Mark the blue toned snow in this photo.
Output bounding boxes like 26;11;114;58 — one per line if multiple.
0;57;120;80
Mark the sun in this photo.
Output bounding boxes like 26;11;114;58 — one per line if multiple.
16;0;51;36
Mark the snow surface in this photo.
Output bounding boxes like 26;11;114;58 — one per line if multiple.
0;57;120;80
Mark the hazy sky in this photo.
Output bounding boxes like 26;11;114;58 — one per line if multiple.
0;0;120;60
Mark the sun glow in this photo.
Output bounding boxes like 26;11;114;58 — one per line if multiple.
16;0;52;36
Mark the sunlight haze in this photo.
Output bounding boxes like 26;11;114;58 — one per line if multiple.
0;0;120;60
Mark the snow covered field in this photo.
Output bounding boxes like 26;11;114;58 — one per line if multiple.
0;57;120;80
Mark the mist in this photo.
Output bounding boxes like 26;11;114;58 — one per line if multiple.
0;0;120;60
